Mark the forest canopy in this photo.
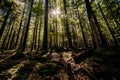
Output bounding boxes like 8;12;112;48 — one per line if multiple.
0;0;120;51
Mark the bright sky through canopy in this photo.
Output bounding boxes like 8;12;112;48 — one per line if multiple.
51;7;60;16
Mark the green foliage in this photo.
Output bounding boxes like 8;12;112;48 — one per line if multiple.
0;59;20;73
13;61;37;80
0;0;119;51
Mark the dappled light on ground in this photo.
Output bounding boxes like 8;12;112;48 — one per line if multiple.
0;48;120;80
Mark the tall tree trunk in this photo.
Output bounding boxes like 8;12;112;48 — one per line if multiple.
62;28;65;47
14;3;26;49
9;31;15;49
7;13;17;50
31;16;38;50
104;0;120;27
53;21;56;48
4;13;17;50
42;0;48;51
21;0;34;51
74;0;88;48
85;0;108;49
0;2;12;39
49;25;52;48
4;21;14;50
0;0;2;7
89;2;107;47
34;23;38;49
38;17;42;49
72;27;76;47
84;0;100;51
55;19;58;48
33;23;38;50
0;21;12;50
98;3;119;47
63;0;73;49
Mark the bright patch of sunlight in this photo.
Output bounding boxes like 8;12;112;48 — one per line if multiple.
51;7;60;16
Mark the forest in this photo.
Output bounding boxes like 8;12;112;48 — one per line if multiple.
0;0;120;80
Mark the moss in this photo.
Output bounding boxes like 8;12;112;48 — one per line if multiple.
0;60;20;73
13;61;37;80
18;61;36;72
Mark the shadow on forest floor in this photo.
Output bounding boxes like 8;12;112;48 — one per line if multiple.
0;48;120;80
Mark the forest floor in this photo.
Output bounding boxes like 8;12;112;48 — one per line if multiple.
0;48;120;80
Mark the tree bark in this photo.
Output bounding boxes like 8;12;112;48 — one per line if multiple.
42;0;48;51
38;17;42;49
9;31;15;49
0;21;12;50
63;0;73;49
84;0;100;51
74;0;88;48
0;2;12;39
98;3;119;47
21;0;34;51
14;3;26;49
4;21;14;50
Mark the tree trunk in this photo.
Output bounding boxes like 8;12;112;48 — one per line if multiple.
74;0;88;48
38;17;42;49
0;21;12;50
98;3;119;47
63;0;73;49
42;0;48;51
9;31;15;49
4;13;17;50
0;2;12;39
55;19;58;48
31;16;38;50
104;0;120;27
91;7;107;48
49;25;52;48
84;0;100;51
0;0;2;7
14;3;26;49
4;21;14;50
21;0;34;51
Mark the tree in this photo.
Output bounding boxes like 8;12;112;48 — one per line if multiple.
14;2;26;49
0;0;119;51
0;2;13;39
0;0;2;7
42;0;49;51
97;2;119;47
72;0;88;48
63;0;73;49
84;0;100;50
21;0;34;51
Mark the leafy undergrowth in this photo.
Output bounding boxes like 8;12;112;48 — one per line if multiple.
0;48;120;80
